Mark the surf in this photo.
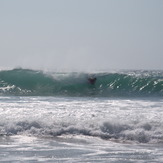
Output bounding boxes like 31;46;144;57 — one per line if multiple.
0;68;163;97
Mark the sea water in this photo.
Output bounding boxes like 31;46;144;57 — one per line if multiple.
0;69;163;162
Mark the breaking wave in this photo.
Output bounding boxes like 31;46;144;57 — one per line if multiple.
1;119;163;144
0;68;163;97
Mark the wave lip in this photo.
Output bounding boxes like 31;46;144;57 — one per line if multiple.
0;68;163;97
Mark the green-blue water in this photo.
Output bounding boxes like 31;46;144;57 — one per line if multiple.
0;68;163;97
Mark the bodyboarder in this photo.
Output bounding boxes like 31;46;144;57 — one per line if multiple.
88;76;97;85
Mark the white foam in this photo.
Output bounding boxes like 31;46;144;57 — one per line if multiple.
0;96;163;143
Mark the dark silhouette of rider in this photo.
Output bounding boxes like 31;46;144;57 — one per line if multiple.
88;76;97;85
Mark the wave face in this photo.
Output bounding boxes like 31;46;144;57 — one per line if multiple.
0;68;163;97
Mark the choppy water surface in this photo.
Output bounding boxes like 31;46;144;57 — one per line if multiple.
0;96;163;162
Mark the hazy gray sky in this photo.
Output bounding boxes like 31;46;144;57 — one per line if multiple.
0;0;163;71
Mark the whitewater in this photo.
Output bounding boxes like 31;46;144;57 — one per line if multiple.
0;68;163;162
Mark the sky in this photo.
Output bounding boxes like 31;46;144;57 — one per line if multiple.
0;0;163;71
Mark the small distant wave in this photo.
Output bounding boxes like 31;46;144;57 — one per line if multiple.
0;68;163;97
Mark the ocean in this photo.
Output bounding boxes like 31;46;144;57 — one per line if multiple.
0;68;163;162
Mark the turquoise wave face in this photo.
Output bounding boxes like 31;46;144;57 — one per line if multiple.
0;68;163;97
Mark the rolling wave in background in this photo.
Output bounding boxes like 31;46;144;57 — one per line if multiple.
0;68;163;97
